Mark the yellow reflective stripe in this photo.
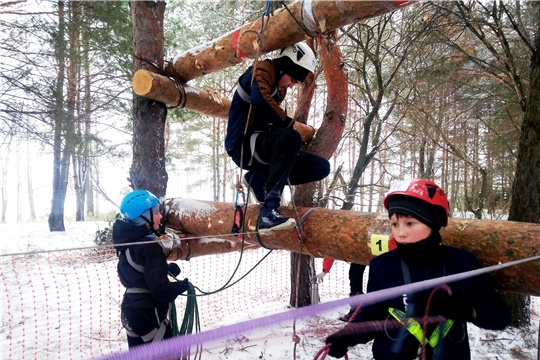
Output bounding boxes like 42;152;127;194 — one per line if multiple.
389;308;425;344
427;320;454;347
388;308;454;348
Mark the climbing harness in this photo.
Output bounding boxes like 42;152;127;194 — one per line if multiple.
124;305;172;343
388;307;454;348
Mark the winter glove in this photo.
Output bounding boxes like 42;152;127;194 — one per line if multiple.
325;325;360;358
177;278;190;294
315;271;327;282
166;232;181;241
168;263;181;277
439;295;475;321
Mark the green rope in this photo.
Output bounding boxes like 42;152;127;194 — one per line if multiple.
170;281;202;359
181;180;274;297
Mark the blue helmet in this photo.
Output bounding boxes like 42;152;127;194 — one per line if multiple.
120;190;158;221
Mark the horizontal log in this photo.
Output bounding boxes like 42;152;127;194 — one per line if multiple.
164;198;540;296
166;0;412;82
132;69;230;118
132;69;316;141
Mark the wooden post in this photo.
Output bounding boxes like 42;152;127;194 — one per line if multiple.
163;198;540;296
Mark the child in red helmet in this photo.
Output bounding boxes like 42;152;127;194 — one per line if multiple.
325;179;510;360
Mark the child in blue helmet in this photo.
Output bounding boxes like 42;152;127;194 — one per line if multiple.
112;190;190;348
325;179;510;360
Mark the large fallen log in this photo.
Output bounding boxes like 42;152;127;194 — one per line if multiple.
165;0;412;82
163;198;540;296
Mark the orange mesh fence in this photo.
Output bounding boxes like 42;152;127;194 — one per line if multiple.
1;247;350;359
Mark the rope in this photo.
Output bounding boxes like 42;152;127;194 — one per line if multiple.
171;280;202;360
296;207;318;257
167;78;187;109
188;186;275;297
421;285;451;360
287;180;319;359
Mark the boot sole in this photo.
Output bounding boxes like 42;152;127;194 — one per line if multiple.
258;219;297;235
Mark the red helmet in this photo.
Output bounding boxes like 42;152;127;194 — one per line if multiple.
384;179;449;226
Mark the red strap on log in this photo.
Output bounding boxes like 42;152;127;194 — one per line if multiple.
232;28;248;61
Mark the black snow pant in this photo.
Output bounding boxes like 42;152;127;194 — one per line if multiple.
121;299;173;348
349;263;366;309
228;127;330;208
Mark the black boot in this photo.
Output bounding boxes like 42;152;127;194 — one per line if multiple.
257;206;296;233
339;308;356;322
339;291;362;322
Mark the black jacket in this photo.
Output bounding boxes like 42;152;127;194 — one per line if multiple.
352;234;511;360
112;219;186;307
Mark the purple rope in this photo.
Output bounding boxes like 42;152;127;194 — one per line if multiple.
96;254;540;360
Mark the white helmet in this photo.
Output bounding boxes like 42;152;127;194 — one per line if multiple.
277;42;316;82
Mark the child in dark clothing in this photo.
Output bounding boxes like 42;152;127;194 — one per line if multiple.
112;190;190;348
225;42;330;232
325;179;511;359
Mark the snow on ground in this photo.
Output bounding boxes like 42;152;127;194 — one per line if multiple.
1;221;538;360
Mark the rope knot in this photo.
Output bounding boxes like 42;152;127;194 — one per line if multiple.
291;334;301;344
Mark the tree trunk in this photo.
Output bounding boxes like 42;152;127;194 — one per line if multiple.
289;252;315;308
289;38;348;308
505;2;540;329
16;139;22;222
129;0;168;197
26;141;36;220
49;0;68;232
1;148;8;223
68;1;85;222
289;38;317;309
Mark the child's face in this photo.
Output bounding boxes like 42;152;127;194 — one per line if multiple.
389;214;432;244
151;209;162;231
278;74;298;91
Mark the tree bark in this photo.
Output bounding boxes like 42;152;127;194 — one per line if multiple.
49;0;68;232
165;0;411;82
68;1;86;222
26;141;36;220
505;1;540;329
164;198;540;296
288;38;348;308
289;38;317;308
129;0;168;197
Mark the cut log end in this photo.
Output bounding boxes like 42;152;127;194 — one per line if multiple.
132;70;154;96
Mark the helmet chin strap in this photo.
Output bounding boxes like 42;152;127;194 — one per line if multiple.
140;210;160;236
